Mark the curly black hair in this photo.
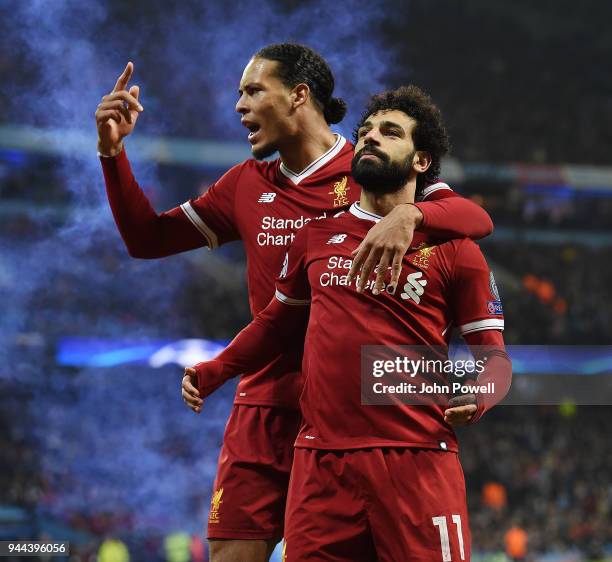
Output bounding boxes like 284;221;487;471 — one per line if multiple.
255;43;347;124
354;86;450;190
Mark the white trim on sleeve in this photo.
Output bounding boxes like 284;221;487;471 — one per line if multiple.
459;318;505;335
419;182;452;201
180;201;219;249
275;289;311;306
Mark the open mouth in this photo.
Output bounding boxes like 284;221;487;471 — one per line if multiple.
242;121;261;143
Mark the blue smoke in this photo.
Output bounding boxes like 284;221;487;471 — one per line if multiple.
149;0;392;139
32;363;237;533
0;0;180;366
1;0;393;540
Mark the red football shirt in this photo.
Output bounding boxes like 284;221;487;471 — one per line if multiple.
275;202;504;451
101;135;491;409
182;135;360;407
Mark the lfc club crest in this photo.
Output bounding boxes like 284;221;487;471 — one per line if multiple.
329;176;350;207
411;242;437;269
209;488;224;524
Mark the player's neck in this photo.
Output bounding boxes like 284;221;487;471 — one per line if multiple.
359;181;416;217
278;123;337;175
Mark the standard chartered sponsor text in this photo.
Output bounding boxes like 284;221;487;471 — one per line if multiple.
257;213;328;246
320;256;395;292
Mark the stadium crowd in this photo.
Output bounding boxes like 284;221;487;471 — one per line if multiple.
383;0;612;166
461;406;611;561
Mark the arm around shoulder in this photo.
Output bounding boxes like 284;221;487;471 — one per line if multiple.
415;188;493;240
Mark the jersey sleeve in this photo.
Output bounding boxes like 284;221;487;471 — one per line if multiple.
417;181;455;202
192;226;313;394
463;330;512;422
100;149;242;257
450;239;505;336
179;164;243;248
194;296;310;397
274;226;311;306
414;183;494;240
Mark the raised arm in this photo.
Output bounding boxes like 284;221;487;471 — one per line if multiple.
101;151;213;258
96;63;239;258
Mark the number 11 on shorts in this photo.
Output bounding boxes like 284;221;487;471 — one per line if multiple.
432;514;465;561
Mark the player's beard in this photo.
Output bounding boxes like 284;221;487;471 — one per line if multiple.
351;146;414;195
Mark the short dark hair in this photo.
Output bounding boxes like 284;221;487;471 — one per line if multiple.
255;43;347;124
354;86;450;191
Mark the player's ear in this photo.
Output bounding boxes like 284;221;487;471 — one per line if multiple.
413;151;432;174
290;83;310;110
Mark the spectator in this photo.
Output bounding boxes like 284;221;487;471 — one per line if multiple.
98;538;130;562
505;525;528;561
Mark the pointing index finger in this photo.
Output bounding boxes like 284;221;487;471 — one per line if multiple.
112;61;133;93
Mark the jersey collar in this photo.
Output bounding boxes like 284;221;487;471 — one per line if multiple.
279;135;347;185
349;202;382;223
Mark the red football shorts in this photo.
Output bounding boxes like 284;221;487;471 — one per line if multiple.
207;404;302;540
283;447;471;562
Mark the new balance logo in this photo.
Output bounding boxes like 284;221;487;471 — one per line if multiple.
400;272;427;304
258;193;277;203
327;234;347;244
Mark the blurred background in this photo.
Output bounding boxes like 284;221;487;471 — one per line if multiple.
1;0;611;560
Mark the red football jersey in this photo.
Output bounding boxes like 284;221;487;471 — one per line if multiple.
182;135;359;407
275;202;504;450
101;135;491;409
177;137;463;408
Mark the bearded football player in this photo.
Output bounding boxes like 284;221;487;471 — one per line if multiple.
96;44;494;562
188;85;512;561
